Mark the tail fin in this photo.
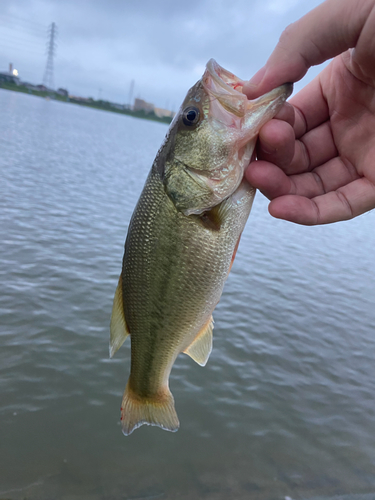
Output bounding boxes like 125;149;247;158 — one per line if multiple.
121;382;179;436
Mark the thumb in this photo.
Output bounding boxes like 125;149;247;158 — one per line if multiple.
243;0;371;99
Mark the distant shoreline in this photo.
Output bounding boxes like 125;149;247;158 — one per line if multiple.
0;82;172;125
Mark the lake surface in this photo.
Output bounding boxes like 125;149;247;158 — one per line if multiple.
1;89;375;500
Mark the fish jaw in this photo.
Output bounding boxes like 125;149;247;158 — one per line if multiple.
241;83;293;144
163;59;293;216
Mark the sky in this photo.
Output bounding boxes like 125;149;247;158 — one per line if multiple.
0;0;325;110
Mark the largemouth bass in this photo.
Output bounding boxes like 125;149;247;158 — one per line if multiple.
110;59;292;435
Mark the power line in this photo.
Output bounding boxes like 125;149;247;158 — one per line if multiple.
0;23;45;39
0;12;47;31
0;34;45;48
42;22;57;89
0;42;44;56
0;14;46;56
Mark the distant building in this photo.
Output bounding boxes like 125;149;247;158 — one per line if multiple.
154;107;175;119
133;98;154;114
68;95;94;103
56;88;68;97
0;63;20;85
22;82;39;91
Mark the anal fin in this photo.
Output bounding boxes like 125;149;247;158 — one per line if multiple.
183;316;213;366
109;273;129;358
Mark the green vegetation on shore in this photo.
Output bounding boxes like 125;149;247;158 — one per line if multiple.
0;81;173;125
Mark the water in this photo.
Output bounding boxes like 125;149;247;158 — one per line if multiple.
1;89;375;500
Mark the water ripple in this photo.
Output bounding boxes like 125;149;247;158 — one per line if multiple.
1;89;375;499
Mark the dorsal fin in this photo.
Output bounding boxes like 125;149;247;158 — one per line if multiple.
183;316;214;366
109;274;130;358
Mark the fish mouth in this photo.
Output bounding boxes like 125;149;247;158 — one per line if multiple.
202;58;293;125
202;59;248;118
205;59;246;98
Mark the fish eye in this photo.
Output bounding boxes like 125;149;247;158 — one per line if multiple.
182;106;200;127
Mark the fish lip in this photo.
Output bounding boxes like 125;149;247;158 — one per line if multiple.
248;82;293;109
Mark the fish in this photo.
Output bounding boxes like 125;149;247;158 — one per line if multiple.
110;59;292;435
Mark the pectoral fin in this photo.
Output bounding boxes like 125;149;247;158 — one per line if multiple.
183;316;214;366
109;274;129;358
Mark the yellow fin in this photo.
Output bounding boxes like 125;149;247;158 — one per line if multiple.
121;382;179;436
183;316;213;366
109;274;129;358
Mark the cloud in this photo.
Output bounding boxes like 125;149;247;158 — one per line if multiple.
0;0;323;108
265;0;300;14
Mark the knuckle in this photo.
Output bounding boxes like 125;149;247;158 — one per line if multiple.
278;23;297;47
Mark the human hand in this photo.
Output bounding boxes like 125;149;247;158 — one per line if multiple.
243;0;375;225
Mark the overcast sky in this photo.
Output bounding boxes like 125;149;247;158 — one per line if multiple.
0;0;324;110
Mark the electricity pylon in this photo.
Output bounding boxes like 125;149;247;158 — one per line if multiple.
43;22;57;90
